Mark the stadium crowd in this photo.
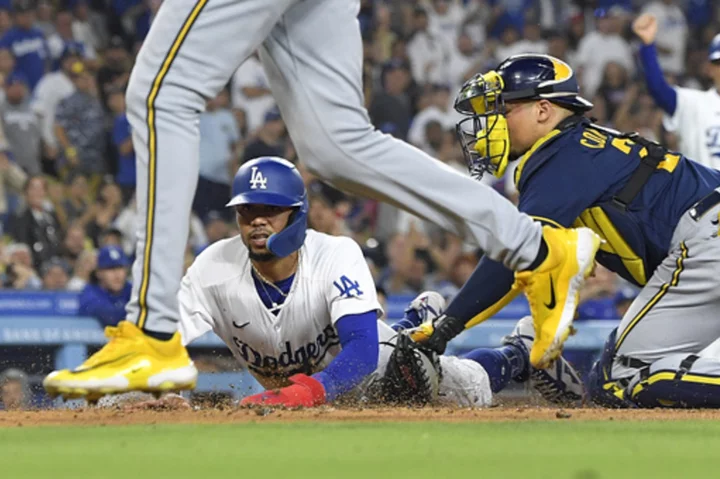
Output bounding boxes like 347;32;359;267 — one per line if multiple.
0;0;717;371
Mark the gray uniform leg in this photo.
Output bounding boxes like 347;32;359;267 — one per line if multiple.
125;0;542;334
259;0;542;269
597;198;720;407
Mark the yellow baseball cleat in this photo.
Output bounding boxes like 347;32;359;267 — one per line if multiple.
514;226;601;369
43;321;197;402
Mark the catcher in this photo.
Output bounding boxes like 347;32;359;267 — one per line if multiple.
414;53;720;408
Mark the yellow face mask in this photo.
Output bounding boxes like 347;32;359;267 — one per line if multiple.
455;71;511;179
473;114;510;178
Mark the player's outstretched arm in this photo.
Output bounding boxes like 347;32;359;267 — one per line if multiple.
633;13;678;115
240;311;379;408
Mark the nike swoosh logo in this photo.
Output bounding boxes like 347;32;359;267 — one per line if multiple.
233;321;250;329
544;276;557;309
70;353;135;374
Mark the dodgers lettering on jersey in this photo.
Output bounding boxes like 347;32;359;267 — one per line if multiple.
664;87;720;170
177;230;382;389
0;27;48;90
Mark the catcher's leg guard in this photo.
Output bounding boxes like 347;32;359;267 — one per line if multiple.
587;328;636;408
626;353;720;408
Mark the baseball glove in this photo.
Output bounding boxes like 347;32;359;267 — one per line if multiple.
380;331;441;406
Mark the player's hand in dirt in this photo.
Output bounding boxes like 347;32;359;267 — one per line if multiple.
633;13;657;45
125;394;192;411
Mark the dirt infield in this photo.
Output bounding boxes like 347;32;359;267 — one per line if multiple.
3;406;720;428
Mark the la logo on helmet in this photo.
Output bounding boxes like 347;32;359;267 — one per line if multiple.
249;166;268;189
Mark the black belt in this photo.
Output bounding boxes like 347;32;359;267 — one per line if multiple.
689;190;720;221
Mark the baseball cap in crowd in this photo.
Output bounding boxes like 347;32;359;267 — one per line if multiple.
5;70;28;87
61;42;85;61
264;106;282;123
97;245;129;270
709;34;720;63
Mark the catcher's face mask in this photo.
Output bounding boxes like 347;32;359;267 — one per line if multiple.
454;71;512;180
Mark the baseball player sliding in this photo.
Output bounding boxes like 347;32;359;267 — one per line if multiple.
634;13;720;170
414;53;720;408
124;158;586;409
44;0;601;403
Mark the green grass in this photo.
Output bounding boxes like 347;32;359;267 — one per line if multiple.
1;421;718;478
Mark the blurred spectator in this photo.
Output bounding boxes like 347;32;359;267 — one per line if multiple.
371;2;397;63
32;43;81;163
47;10;95;69
202;210;230;246
614;285;639;318
34;0;53;37
308;180;351;236
108;86;135;203
59;221;87;270
8;175;62;270
369;60;412;139
577;264;619;320
86;180;122;246
71;0;105;56
0;45;14;86
0;0;49;91
546;30;574;65
426;0;466;51
40;256;69;290
447;32;481;91
194;88;240;222
495;23;548;60
408;84;457;153
67;248;96;291
594;62;630;124
0;368;30;410
78;244;131;327
231;52;274;136
2;71;41;176
2;242;41;289
242;106;285;162
54;60;107;181
113;196;136;256
96;35;130;110
575;8;634;98
407;6;450;86
58;170;92;229
0;141;27;222
98;226;124;248
641;0;687;76
486;0;531;39
434;250;477;302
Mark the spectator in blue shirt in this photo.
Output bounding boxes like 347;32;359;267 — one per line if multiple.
0;0;48;91
78;245;131;327
108;86;135;204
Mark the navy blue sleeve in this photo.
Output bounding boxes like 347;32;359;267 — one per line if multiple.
313;311;379;402
444;256;514;322
638;43;677;115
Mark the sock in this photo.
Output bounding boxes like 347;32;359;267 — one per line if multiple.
524;237;549;271
463;345;528;393
143;330;174;341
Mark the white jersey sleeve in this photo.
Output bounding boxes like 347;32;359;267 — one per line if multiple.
663;86;704;133
177;262;218;346
324;237;382;323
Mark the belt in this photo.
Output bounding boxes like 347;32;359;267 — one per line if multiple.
689;190;720;222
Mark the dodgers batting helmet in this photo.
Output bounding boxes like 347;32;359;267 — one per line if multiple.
226;157;308;258
709;33;720;62
454;54;593;179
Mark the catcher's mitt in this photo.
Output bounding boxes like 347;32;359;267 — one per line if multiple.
380;331;441;406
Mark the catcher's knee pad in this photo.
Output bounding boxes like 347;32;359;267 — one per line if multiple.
587;328;635;408
627;354;720;408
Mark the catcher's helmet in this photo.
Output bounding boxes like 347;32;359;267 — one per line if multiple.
227;156;308;258
454;54;592;179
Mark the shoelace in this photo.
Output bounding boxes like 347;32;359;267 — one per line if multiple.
81;325;129;367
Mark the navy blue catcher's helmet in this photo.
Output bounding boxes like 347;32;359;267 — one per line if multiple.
227;157;308;258
455;54;593;116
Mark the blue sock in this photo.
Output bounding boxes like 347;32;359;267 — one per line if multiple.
463;345;527;393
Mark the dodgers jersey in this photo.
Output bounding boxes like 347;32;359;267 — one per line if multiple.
178;230;382;390
664;87;720;170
